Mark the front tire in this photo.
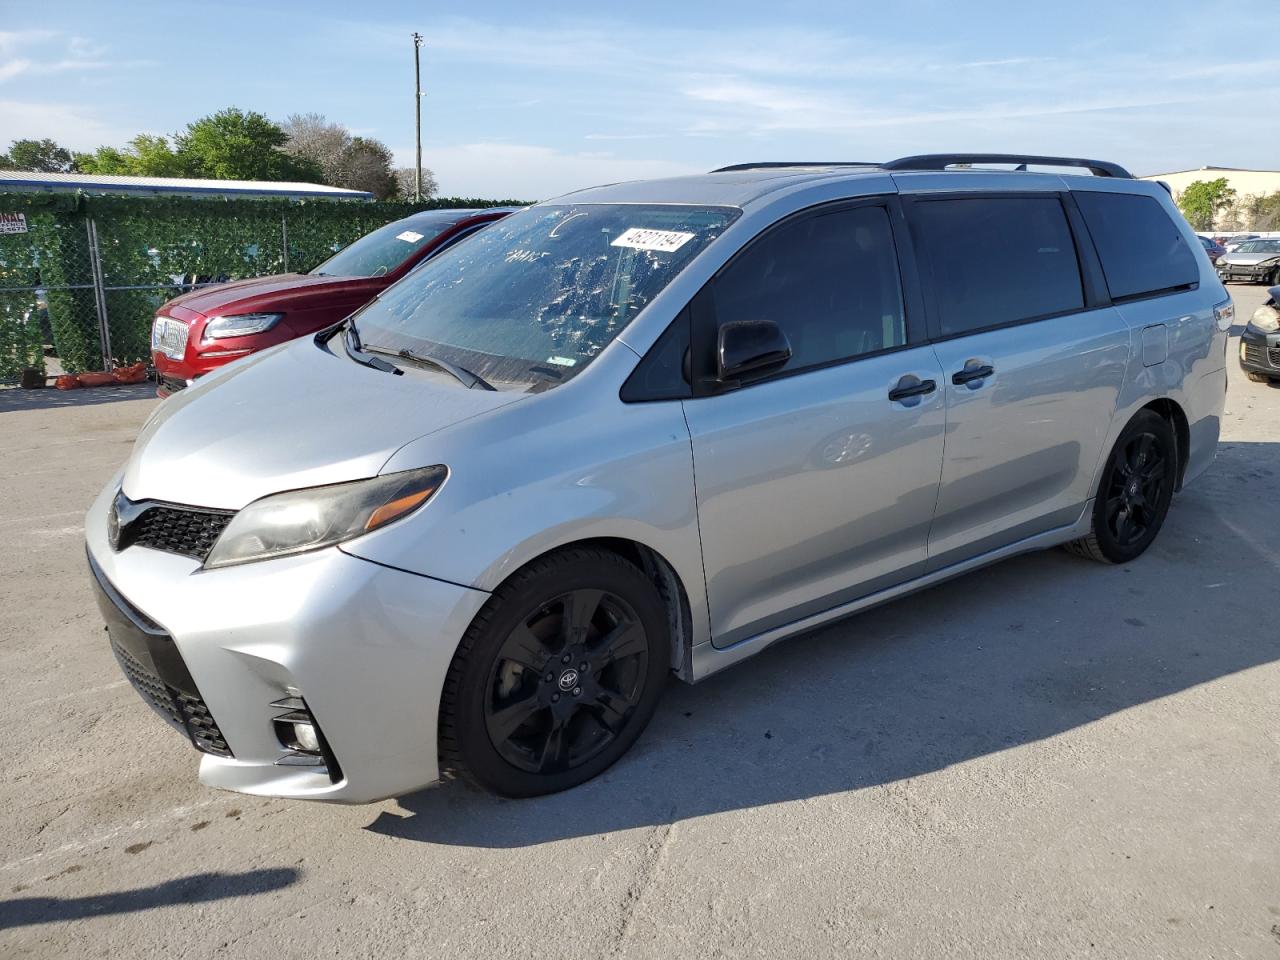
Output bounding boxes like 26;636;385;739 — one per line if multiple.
1246;371;1273;383
1064;410;1177;564
438;547;669;797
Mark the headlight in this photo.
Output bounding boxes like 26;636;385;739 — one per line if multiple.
204;466;447;568
203;312;283;341
1259;257;1280;267
1249;304;1280;334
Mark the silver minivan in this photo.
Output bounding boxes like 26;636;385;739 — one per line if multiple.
86;154;1231;801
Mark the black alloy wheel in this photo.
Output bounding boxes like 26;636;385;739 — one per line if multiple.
1103;430;1169;548
1065;410;1177;564
484;588;649;775
439;547;669;797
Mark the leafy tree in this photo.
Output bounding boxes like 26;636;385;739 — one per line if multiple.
337;138;398;200
1238;192;1280;232
74;134;189;177
1177;178;1236;231
0;138;75;172
394;165;439;200
174;107;321;182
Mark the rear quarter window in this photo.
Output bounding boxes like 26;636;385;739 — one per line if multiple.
1074;192;1199;301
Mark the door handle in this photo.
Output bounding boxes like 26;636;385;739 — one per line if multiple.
888;376;937;402
952;363;994;386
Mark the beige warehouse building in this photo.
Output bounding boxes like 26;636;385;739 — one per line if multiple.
1139;166;1280;232
1140;166;1280;197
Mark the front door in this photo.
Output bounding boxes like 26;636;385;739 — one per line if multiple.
681;199;947;648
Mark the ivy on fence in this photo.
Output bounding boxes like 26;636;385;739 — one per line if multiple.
0;192;528;379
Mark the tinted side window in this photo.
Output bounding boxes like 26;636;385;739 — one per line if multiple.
712;204;906;373
1074;192;1199;301
911;197;1084;337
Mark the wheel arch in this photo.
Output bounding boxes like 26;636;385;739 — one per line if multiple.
476;536;698;683
1141;397;1191;490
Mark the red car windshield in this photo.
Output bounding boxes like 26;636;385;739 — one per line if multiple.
309;212;479;278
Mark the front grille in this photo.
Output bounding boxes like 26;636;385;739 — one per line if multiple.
108;635;232;757
1244;343;1267;365
124;504;234;562
1270;347;1280;367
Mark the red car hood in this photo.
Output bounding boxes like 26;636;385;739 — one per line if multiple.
162;273;359;317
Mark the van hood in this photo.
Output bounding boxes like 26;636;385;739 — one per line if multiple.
163;273;356;316
123;336;526;510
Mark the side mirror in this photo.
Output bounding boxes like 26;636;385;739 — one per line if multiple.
716;320;792;386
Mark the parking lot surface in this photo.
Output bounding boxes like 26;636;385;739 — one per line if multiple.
2;284;1278;959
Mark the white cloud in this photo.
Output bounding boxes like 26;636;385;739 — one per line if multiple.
396;142;699;201
0;99;141;151
0;29;126;85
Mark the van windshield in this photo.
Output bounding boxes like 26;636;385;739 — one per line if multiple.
351;203;738;389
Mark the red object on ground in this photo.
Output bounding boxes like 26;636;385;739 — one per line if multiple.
54;374;81;390
112;362;147;384
150;208;513;397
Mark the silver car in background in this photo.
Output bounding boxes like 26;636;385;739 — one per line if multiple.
86;154;1230;801
1217;237;1280;286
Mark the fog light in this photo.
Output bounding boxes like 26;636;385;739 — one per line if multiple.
1240;340;1248;361
291;721;320;753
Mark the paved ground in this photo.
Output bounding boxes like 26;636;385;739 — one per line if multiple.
2;285;1278;959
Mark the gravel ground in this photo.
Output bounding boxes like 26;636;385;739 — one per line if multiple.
1;284;1278;959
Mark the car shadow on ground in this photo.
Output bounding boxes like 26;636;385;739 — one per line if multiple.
0;868;298;930
366;439;1279;849
0;383;155;414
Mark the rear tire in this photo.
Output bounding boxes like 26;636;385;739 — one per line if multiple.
1064;410;1177;564
438;547;669;797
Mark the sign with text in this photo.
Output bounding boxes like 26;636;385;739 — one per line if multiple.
0;212;28;235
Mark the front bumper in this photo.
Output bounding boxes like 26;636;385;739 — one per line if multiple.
1219;263;1279;283
85;477;489;803
1240;327;1280;377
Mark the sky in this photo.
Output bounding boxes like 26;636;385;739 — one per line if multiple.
1;0;1277;199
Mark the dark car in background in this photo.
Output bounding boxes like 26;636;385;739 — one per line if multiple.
151;208;516;396
1239;284;1280;383
1216;238;1280;286
1198;235;1225;264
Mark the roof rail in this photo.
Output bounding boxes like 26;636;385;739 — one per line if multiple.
881;153;1133;179
711;161;879;173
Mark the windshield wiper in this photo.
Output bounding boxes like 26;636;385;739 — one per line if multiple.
364;344;497;391
343;322;402;376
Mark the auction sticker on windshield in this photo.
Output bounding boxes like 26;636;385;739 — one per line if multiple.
611;228;694;253
396;230;425;243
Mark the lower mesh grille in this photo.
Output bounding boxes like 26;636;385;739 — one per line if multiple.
1270;347;1280;366
110;635;232;757
111;638;186;731
1245;343;1266;365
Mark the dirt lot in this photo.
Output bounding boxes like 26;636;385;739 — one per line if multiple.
2;284;1278;959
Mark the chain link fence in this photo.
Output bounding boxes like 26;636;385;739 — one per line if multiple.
0;192;525;381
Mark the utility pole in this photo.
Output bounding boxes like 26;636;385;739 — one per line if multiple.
412;32;424;202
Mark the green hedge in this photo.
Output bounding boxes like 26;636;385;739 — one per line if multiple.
0;192;528;377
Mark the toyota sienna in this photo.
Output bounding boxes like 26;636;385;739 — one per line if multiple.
86;154;1231;800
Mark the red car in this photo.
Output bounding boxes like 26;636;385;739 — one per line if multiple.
150;207;515;396
1197;235;1226;264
